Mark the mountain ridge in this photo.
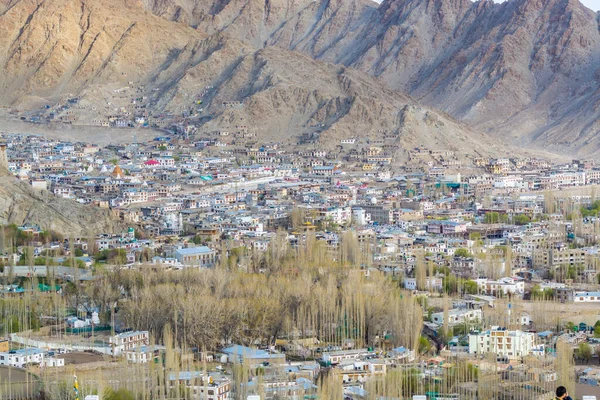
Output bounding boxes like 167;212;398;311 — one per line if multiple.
160;0;600;154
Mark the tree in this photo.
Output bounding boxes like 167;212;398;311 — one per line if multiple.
104;388;135;400
577;342;593;363
594;321;600;338
454;248;472;258
464;280;478;295
565;321;576;332
484;212;507;224
418;335;432;355
530;284;542;300
513;214;531;225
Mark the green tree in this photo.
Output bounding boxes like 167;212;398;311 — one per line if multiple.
418;335;432;355
104;388;135;400
464;280;478;294
513;214;531;225
594;321;600;338
577;342;593;363
530;284;542;300
484;212;508;224
454;248;472;258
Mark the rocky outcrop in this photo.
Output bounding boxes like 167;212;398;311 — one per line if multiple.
0;175;126;236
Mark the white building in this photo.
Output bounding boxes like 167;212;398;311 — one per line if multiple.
109;331;149;356
322;349;373;365
475;277;524;296
404;277;443;291
168;371;231;400
351;207;369;226
431;308;482;326
125;345;164;363
174;246;216;267
42;357;65;367
468;327;540;359
0;348;45;368
573;291;600;302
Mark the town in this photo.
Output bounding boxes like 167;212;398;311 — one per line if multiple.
2;130;600;400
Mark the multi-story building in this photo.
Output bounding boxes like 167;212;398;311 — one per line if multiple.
475;277;525;296
168;371;231;400
109;331;149;356
404;277;444;292
468;328;542;359
431;308;482;326
175;246;216;267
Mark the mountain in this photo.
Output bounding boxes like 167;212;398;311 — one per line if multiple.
0;0;529;161
160;0;600;155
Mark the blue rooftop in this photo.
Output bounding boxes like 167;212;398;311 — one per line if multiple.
176;246;213;256
221;345;283;359
575;291;600;297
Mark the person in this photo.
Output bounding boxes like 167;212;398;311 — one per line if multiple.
555;386;572;400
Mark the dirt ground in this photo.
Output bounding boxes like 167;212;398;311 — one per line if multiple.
62;351;106;365
0;366;40;399
0;113;164;145
520;301;600;325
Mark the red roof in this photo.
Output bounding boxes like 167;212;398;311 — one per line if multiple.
144;160;159;165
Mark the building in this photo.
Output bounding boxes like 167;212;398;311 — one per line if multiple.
475;277;525;296
431;308;482;326
168;371;231;400
0;348;45;368
109;331;149;356
404;277;443;291
125;345;165;363
321;349;374;366
175;246;216;267
220;345;286;365
42;357;65;367
468;328;541;359
573;292;600;303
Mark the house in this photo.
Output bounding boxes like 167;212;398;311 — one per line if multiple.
321;349;373;366
168;371;231;400
220;345;286;365
431;308;482;326
175;246;216;267
42;357;65;367
109;331;149;356
388;346;415;363
475;277;524;296
404;277;443;291
0;348;45;368
468;327;541;359
573;291;600;302
125;345;165;363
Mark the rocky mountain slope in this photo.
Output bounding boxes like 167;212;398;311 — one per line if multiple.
0;0;528;161
0;173;126;236
157;0;600;155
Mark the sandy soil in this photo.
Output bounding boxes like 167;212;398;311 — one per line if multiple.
0;366;40;399
62;351;106;365
0;113;166;145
